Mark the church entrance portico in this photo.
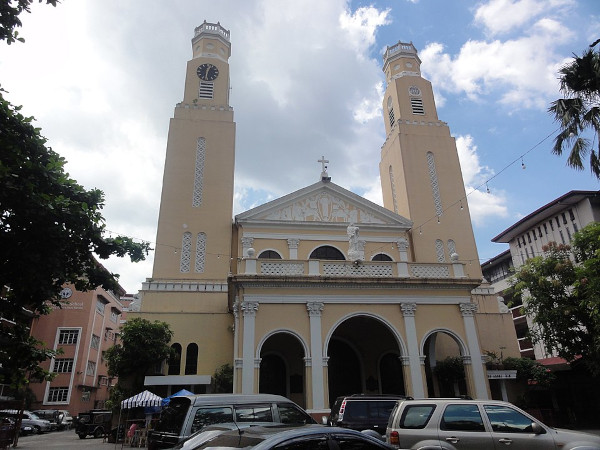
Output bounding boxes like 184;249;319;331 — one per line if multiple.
325;314;406;407
258;330;308;408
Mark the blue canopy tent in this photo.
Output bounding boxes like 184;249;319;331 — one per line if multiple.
161;389;194;406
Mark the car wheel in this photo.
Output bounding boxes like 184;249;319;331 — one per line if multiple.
78;433;87;439
94;428;103;438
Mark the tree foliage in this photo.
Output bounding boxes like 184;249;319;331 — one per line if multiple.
0;89;151;314
549;42;600;178
104;318;174;394
0;0;58;44
510;222;600;375
212;364;233;393
1;2;150;390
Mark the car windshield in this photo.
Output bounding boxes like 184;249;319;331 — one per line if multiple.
28;413;41;420
155;397;192;433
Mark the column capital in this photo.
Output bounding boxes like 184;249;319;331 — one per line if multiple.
400;356;411;366
461;355;472;365
234;358;243;368
287;238;300;249
241;300;259;316
459;303;478;317
241;236;254;247
307;302;324;317
303;357;312;367
400;302;417;317
396;237;409;251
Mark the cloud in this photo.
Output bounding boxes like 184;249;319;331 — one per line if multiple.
420;11;574;110
473;0;574;36
455;135;508;225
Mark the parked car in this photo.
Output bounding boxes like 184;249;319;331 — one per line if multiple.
170;423;281;449
75;409;112;439
328;394;411;438
0;410;51;434
168;424;395;450
385;398;600;449
32;409;64;431
58;410;73;429
148;394;316;450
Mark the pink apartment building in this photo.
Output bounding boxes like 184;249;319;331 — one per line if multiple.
28;283;126;416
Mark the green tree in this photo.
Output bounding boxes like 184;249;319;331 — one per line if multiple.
0;0;58;44
0;89;151;389
212;364;233;393
510;222;600;375
104;318;174;396
548;42;600;178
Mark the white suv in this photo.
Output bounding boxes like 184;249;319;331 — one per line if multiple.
386;398;600;450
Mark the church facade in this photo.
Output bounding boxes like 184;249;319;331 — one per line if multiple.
133;22;519;415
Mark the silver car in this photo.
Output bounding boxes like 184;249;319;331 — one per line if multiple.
0;410;52;434
385;398;600;450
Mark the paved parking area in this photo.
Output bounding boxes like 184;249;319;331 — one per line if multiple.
13;430;130;449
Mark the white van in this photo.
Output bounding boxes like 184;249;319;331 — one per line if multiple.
147;394;315;450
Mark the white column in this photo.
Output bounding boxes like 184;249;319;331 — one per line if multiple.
241;301;259;394
460;303;489;399
287;239;299;260
401;303;425;398
397;238;409;277
307;302;325;410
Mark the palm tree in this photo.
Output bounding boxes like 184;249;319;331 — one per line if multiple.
548;41;600;178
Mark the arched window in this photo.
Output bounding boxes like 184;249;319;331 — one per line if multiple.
309;246;345;260
258;250;282;259
168;343;182;375
185;343;198;375
372;253;393;261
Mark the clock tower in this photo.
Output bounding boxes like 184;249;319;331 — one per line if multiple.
379;42;482;279
136;22;235;391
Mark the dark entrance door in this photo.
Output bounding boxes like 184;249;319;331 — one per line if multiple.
327;338;361;406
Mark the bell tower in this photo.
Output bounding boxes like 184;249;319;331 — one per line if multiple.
135;23;235;391
152;21;235;281
379;42;482;279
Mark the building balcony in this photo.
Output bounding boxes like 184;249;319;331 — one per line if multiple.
237;258;466;279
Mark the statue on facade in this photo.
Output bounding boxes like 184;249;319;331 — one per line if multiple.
347;223;364;261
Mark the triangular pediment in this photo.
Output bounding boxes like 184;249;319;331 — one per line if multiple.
236;181;412;228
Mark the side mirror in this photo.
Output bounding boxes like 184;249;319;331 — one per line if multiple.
321;416;329;425
531;422;544;435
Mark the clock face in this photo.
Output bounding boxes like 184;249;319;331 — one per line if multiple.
60;287;73;299
197;63;219;81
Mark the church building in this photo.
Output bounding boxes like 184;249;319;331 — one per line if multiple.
133;22;519;416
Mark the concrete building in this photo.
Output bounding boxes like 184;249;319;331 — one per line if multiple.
133;22;520;416
489;190;600;363
29;283;125;415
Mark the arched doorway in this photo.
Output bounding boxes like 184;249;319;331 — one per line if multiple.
326;315;404;406
423;331;467;397
259;332;307;408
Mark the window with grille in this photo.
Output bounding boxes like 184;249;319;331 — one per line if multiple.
96;299;105;314
58;329;79;345
47;387;69;403
53;358;74;373
110;308;119;323
410;97;424;115
91;334;100;349
86;360;96;376
388;107;395;127
199;81;214;99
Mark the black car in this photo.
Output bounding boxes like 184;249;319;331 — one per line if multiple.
75;410;112;439
328;394;411;438
169;424;394;449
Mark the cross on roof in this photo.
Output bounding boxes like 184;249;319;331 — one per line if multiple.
318;156;329;173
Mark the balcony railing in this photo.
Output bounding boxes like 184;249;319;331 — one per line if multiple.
238;259;466;279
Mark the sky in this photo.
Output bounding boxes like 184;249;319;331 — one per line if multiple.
1;0;599;293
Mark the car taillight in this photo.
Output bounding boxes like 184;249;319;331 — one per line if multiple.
338;400;347;421
389;430;400;447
